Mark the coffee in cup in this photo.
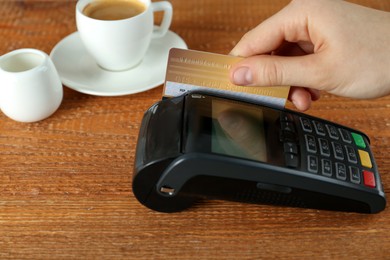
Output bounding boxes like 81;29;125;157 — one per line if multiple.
76;0;173;71
82;0;146;21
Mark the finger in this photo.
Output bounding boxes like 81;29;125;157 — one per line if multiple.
230;54;325;89
307;88;321;101
272;41;313;56
288;87;318;111
230;2;311;57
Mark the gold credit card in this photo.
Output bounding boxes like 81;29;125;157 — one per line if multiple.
163;48;290;107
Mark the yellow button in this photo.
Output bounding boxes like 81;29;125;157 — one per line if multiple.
358;150;372;168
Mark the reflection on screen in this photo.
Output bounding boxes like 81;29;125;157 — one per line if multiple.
211;99;267;162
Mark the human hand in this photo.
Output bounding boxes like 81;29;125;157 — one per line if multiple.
229;0;390;111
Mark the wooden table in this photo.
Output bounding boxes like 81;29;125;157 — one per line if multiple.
1;0;389;258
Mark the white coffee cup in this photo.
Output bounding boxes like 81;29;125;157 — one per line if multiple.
76;0;173;71
0;49;63;123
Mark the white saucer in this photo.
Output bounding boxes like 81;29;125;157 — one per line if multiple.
50;31;187;96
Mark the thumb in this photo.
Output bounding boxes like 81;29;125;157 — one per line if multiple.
229;54;324;89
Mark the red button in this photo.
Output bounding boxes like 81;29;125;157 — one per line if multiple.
363;170;376;188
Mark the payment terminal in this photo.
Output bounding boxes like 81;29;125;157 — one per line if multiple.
132;92;386;213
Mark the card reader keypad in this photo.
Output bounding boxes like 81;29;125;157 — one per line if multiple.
284;114;377;189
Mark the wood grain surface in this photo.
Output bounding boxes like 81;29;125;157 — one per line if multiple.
0;0;389;259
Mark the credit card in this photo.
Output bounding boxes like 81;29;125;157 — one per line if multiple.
163;48;290;107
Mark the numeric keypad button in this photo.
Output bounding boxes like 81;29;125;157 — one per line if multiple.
300;117;313;133
332;142;344;160
313;121;326;136
339;128;352;143
321;159;332;177
305;135;317;153
345;145;358;164
349;166;361;184
319;138;330;157
335;163;347;180
326;124;339;140
308;155;318;173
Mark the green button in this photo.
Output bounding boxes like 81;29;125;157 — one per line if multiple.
352;133;366;148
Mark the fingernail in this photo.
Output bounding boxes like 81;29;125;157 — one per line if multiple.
233;67;252;85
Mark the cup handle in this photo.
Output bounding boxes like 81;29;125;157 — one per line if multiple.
151;1;173;39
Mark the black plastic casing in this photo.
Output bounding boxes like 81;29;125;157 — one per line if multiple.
132;92;386;213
